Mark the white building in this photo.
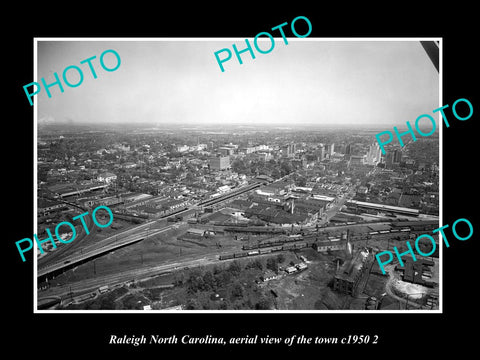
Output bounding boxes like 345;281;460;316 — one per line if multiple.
97;172;117;184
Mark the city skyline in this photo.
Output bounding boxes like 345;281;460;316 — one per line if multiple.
37;39;440;127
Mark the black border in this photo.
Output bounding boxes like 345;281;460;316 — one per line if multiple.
6;4;478;356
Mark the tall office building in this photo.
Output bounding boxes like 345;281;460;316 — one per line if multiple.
209;156;230;170
385;151;395;168
393;149;402;164
316;145;325;161
345;143;353;155
282;143;296;157
325;143;335;157
365;143;382;165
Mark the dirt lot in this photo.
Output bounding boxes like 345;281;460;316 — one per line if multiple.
262;248;350;310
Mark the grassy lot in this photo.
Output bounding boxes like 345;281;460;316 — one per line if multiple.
47;227;245;287
264;248;349;310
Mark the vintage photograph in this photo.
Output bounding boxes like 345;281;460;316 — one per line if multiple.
34;39;440;311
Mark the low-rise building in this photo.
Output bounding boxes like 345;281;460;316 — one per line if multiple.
313;240;346;253
261;270;279;282
186;228;206;237
295;262;308;271
97;172;117;184
38;199;68;215
395;257;435;287
285;266;298;274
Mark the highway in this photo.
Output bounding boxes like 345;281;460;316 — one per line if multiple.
37;223;174;277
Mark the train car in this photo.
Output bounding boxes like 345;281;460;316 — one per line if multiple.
259;239;279;248
242;244;258;250
219;254;234;260
294;243;308;249
289;234;303;240
269;238;289;247
259;248;272;254
248;250;260;256
369;231;379;235
270;246;283;252
379;230;390;234
282;244;296;250
400;228;410;232
234;252;248;258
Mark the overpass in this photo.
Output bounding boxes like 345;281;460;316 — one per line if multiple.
37;296;62;310
37;223;174;281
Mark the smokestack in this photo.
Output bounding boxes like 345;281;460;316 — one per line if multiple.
345;230;353;259
346;241;353;259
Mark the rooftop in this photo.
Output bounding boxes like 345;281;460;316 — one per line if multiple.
335;248;370;282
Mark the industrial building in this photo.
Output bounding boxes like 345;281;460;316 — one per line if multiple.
333;247;373;295
313;241;346;253
346;200;420;216
395;257;435;288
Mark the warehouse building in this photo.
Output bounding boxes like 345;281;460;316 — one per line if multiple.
333;247;373;295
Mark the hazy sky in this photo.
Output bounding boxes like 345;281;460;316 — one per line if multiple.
37;39;439;127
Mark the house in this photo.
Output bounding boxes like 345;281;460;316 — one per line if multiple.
97;172;117;184
295;262;308;271
123;162;137;169
261;270;279;282
285;266;298;274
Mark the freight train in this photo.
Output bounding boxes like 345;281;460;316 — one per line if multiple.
224;226;288;235
241;234;309;250
218;242;310;261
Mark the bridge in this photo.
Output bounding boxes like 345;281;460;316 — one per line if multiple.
37;296;62;310
37;223;174;281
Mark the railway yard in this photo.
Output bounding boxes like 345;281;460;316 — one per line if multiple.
37;209;440;310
